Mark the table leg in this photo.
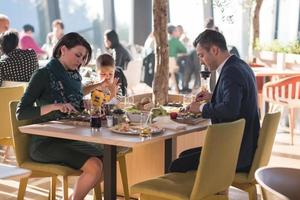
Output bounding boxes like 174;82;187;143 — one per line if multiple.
261;76;269;118
104;144;117;200
164;138;173;173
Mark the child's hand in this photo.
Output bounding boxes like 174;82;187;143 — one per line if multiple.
107;78;119;98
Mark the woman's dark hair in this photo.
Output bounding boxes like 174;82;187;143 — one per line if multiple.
104;30;120;49
0;30;19;54
52;32;92;66
193;29;227;51
96;53;115;69
167;25;176;35
23;24;34;32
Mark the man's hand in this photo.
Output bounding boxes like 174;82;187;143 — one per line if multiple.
188;101;202;114
195;90;212;102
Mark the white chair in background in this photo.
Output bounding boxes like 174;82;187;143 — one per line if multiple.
123;59;147;94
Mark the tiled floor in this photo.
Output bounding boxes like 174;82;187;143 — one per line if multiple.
0;131;299;200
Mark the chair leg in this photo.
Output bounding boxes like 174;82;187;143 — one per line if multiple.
2;145;10;163
17;177;28;200
93;181;102;200
289;108;295;145
118;155;130;200
63;176;69;200
233;183;257;200
50;176;57;200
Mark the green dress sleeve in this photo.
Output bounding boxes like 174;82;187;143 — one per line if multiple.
16;69;50;120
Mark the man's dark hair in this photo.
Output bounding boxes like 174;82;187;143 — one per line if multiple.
167;25;176;35
52;32;92;67
193;29;228;51
0;30;19;54
23;24;34;33
96;53;115;68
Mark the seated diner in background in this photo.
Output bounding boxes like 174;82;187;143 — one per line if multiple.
103;29;132;70
0;30;38;87
16;32;103;200
19;24;47;58
169;29;260;173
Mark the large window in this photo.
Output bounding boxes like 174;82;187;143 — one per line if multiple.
169;0;204;42
59;0;103;49
114;0;133;44
0;0;40;43
277;0;299;43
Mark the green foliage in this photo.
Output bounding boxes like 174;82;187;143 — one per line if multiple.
255;39;300;54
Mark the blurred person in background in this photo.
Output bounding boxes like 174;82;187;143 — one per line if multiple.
141;32;155;87
0;14;9;34
177;25;192;52
104;29;132;70
168;24;189;92
19;24;46;58
0;30;38;86
43;19;64;57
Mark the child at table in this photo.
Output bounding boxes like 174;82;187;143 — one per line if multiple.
84;53;127;109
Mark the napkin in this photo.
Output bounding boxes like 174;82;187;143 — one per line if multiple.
153;116;187;130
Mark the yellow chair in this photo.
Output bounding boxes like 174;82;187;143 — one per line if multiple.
131;119;245;200
232;112;281;200
0;86;24;162
9;101;101;200
9;101;131;200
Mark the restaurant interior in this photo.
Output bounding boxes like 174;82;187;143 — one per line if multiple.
0;0;300;199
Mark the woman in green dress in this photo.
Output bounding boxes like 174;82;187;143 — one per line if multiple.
17;32;103;200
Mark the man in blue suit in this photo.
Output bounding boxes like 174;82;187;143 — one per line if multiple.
169;30;260;173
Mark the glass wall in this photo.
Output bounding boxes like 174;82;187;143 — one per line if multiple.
59;0;103;49
0;0;40;43
114;0;132;44
277;0;299;43
169;0;204;42
213;0;249;59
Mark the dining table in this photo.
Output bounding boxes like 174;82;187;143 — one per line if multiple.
19;116;210;200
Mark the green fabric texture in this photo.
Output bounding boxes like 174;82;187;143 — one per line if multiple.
168;37;187;57
10;101;80;175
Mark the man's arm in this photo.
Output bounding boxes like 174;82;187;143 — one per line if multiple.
202;73;243;120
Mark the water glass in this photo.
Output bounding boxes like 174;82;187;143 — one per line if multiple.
106;115;113;127
183;94;193;106
125;95;134;107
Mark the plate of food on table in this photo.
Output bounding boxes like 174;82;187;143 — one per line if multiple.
110;122;164;136
169;106;206;125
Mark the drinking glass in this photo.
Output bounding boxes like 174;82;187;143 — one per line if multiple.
183;94;193;106
125;95;134;108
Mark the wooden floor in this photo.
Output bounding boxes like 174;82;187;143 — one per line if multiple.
0;131;299;200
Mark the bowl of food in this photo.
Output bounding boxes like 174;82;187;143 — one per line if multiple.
127;111;149;123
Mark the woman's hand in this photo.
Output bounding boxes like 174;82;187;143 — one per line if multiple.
55;103;78;114
40;103;78;116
